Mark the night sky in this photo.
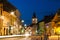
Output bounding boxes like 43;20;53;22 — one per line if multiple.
8;0;60;25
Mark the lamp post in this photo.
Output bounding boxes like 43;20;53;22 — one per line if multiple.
21;20;24;27
24;24;27;34
24;24;27;28
20;20;24;34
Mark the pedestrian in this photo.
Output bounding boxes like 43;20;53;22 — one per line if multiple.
41;37;42;40
46;34;49;40
44;34;49;40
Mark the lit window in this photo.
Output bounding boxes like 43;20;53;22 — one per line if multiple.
10;12;14;15
0;16;4;19
32;19;35;21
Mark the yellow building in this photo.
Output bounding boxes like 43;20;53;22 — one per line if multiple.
51;9;60;35
0;0;20;36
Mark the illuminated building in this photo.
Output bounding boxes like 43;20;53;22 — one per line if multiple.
43;9;60;35
44;15;54;35
25;26;32;35
37;20;45;35
51;9;60;35
0;0;21;36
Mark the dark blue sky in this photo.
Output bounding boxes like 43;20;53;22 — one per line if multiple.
8;0;60;25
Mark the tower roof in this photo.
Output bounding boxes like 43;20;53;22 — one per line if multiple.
44;14;55;23
32;12;36;18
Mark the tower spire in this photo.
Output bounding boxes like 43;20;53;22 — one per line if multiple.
32;12;36;18
32;12;37;24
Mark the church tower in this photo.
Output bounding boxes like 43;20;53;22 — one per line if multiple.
32;12;37;24
31;13;38;35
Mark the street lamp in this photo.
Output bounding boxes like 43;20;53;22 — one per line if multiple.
24;24;27;27
24;24;27;28
21;20;24;23
21;20;24;27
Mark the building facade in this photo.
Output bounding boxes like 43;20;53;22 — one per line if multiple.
38;20;45;35
51;9;60;35
0;0;21;36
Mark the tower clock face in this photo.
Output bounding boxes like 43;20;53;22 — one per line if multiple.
32;18;37;23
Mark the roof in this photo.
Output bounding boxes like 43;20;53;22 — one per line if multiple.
32;12;36;18
44;14;55;23
0;0;16;12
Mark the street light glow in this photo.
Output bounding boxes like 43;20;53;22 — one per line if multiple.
21;30;24;33
24;24;27;27
21;20;24;23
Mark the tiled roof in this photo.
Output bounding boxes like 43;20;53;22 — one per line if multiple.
32;12;37;18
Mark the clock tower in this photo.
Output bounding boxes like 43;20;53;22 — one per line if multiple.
32;13;37;24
